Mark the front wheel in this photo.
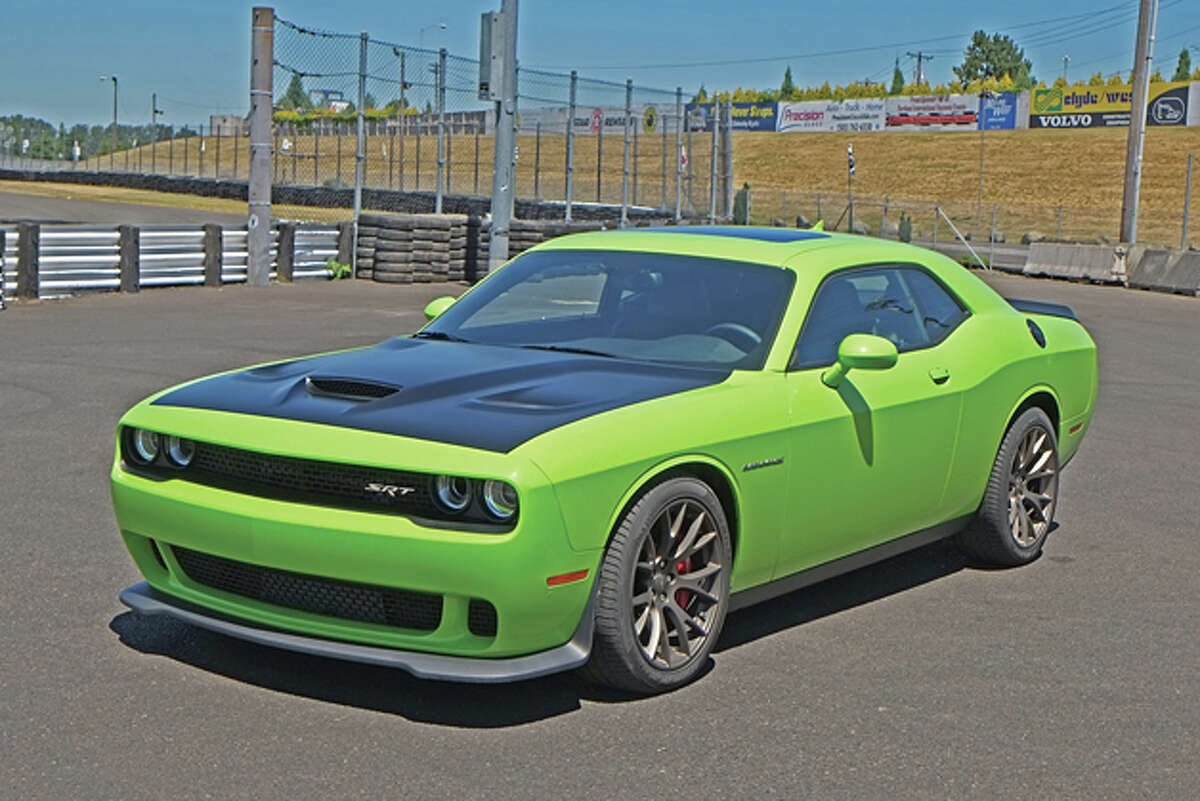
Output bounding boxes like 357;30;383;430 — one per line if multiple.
957;407;1060;566
582;477;731;694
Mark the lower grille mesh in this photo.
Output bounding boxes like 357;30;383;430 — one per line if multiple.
172;546;443;631
468;599;498;637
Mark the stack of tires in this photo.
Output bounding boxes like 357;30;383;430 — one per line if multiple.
355;220;377;279
370;216;415;284
411;218;452;283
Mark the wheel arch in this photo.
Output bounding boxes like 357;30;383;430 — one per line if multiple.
1006;386;1061;441
605;455;742;561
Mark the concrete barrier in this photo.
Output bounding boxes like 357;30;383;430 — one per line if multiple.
1129;249;1200;295
1023;242;1124;283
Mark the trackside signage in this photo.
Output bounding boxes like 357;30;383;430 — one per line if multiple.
684;103;777;132
980;92;1018;130
1030;81;1190;128
885;94;979;129
777;99;885;132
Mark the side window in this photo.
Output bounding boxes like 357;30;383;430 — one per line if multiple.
791;265;936;369
899;268;969;346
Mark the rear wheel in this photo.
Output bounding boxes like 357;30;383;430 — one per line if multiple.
957;407;1059;566
582;477;731;694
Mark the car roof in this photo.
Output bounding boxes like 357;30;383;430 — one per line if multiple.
532;226;934;271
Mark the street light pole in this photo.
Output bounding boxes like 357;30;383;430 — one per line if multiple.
100;74;118;169
419;22;446;50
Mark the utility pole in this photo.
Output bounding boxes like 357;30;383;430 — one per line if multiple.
1120;0;1159;244
247;6;274;285
483;0;518;273
906;51;932;86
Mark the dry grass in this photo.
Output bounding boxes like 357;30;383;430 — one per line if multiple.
72;124;1200;244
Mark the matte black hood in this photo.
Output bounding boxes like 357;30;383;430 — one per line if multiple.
152;338;729;453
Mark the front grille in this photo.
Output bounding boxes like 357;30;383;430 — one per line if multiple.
172;546;443;631
186;441;437;518
468;599;498;637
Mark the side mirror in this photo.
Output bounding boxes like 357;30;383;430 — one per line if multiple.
423;296;457;321
821;334;898;388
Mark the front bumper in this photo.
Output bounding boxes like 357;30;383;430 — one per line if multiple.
120;581;594;683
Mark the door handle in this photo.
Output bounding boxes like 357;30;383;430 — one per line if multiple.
929;367;951;384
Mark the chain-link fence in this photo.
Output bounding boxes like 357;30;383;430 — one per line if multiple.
267;14;725;222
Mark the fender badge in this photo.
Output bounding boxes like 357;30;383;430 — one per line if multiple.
742;457;783;472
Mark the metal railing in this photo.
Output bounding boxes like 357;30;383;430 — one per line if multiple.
0;223;337;302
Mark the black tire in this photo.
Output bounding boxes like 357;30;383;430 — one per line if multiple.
582;477;732;694
956;407;1060;566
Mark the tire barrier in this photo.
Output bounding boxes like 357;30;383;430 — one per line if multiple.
358;213;611;285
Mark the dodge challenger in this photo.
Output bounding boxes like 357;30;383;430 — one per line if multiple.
113;227;1097;694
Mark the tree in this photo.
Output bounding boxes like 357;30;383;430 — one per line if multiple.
953;31;1034;89
364;92;377;110
692;85;708;104
1174;48;1192;82
890;58;905;95
779;66;796;99
280;73;312;111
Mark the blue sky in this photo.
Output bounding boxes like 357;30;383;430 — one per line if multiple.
2;0;1199;128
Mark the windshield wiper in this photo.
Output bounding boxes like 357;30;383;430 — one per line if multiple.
412;331;473;343
520;344;620;359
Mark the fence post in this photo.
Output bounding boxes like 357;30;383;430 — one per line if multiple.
247;6;273;286
817;192;822;221
1182;152;1192;250
336;220;354;267
435;47;447;214
118;224;140;293
880;196;889;237
474;127;480;195
721;99;733;220
596;119;602;203
534;121;541;200
708;101;718;224
674;87;682;222
632;123;639;207
989;205;997;268
352;29;367;282
932;204;939;249
17;223;39;300
203;223;223;287
276;222;295;283
621;78;632;228
1056;205;1063;241
314;128;320;185
565;70;576;221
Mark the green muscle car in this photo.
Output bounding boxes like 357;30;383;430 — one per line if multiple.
113;227;1097;694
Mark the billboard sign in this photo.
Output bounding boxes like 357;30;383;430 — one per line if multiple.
980;92;1018;130
777;99;886;132
684;103;777;132
886;94;979;129
1030;82;1191;128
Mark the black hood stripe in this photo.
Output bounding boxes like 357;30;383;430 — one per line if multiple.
152;339;729;453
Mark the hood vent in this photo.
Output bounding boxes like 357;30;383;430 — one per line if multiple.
305;376;402;401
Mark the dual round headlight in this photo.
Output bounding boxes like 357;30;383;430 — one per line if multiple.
125;428;195;468
433;474;518;521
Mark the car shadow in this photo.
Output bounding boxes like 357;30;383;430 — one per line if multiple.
109;536;999;725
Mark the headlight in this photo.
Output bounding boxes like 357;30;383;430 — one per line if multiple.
165;436;195;468
481;479;518;520
128;428;160;465
434;474;473;513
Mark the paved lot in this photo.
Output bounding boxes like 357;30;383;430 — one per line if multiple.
1;273;1196;800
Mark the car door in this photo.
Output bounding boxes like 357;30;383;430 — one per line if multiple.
776;263;971;577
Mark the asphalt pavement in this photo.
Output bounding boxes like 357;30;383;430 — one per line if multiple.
0;189;247;225
1;273;1196;800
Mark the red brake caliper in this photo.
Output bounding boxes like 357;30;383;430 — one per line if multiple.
674;557;692;609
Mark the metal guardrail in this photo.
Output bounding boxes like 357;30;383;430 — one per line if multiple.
0;223;338;302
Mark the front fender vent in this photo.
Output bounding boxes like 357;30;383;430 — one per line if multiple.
305;376;401;401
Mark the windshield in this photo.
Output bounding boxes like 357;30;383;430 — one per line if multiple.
422;249;796;369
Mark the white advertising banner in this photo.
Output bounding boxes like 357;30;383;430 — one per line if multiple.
885;94;980;129
1190;82;1200;127
517;105;674;136
777;99;886;133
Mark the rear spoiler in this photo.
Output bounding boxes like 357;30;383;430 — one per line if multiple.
1005;298;1078;321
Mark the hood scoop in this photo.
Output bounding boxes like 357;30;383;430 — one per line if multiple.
305;375;402;401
